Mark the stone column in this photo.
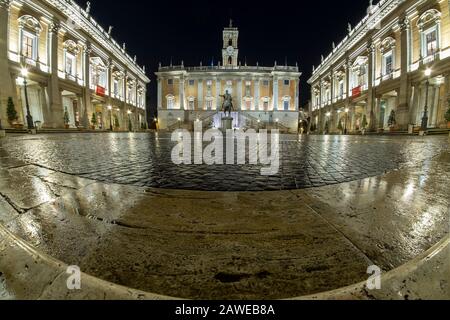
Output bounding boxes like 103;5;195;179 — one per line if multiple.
197;80;203;110
367;42;376;131
47;21;63;128
179;76;185;110
237;79;242;111
397;16;411;130
273;76;279;110
157;78;162;109
39;83;51;127
254;79;260;110
215;78;221;110
82;43;91;129
0;0;14;124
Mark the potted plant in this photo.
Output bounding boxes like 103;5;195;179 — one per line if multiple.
90;112;97;130
63;107;70;129
6;97;20;128
388;110;396;132
445;106;450;129
361;114;368;135
114;114;120;131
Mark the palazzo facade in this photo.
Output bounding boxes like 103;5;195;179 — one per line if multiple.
0;0;149;130
156;23;301;133
308;0;450;133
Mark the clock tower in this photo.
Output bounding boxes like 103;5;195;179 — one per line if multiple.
222;19;239;68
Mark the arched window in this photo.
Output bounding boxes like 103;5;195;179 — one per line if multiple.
417;9;441;60
90;57;107;89
187;96;195;110
228;38;233;46
18;15;42;61
261;97;271;111
166;94;175;109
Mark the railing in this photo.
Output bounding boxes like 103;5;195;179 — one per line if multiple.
159;65;299;72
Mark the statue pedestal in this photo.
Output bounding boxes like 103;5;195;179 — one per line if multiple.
221;117;233;131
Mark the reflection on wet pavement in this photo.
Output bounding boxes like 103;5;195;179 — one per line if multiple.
0;133;448;191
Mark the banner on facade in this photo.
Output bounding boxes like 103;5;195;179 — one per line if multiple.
96;86;106;97
352;86;361;98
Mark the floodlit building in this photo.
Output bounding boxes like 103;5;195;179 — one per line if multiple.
0;0;150;130
308;0;450;133
156;21;302;133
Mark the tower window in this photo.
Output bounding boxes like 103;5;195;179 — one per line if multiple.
228;57;232;65
228;39;233;46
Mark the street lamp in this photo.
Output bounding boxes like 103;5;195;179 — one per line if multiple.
177;117;181;129
107;105;113;131
421;68;432;131
127;110;132;132
21;67;34;130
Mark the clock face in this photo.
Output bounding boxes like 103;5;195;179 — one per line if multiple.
226;46;234;55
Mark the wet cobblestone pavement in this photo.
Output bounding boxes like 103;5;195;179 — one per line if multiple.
0;133;448;191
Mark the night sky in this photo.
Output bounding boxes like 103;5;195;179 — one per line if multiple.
74;0;376;117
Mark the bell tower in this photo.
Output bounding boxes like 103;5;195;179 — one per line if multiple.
222;19;239;68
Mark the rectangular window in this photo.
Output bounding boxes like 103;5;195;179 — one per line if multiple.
284;100;289;111
114;80;119;96
263;80;269;86
189;80;195;86
339;81;344;97
426;30;437;57
167;98;174;109
22;32;35;60
284;80;290;86
168;79;173;85
384;52;393;75
65;53;76;76
263;101;269;111
205;100;213;110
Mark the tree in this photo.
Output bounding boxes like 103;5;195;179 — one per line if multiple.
388;110;396;127
91;112;97;127
114;114;120;129
361;114;368;129
445;106;450;122
6;97;18;124
63;107;70;125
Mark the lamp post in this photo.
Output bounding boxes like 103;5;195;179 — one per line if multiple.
326;112;331;134
127;110;132;132
21;68;34;130
421;68;432;131
344;108;349;134
107;106;113;131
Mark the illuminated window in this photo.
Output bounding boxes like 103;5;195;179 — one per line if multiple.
65;52;76;76
425;29;437;57
21;31;36;60
383;52;393;75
